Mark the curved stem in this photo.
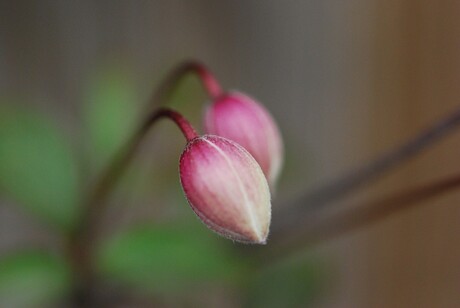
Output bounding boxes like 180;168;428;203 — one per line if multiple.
148;60;223;111
154;108;198;142
80;108;196;234
192;62;223;99
67;108;197;304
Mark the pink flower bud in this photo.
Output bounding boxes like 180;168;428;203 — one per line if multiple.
204;91;284;188
179;135;271;244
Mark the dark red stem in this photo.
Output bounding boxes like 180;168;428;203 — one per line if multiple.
149;60;223;111
190;62;222;99
149;108;198;141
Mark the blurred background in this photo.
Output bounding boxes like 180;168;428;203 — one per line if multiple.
1;1;460;307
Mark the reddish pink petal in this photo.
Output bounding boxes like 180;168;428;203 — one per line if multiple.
180;135;271;244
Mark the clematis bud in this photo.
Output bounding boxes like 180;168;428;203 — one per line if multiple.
180;135;271;244
204;91;284;189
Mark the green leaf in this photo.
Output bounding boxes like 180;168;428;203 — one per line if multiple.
97;224;245;295
84;65;139;171
0;251;71;307
246;257;326;308
0;105;80;231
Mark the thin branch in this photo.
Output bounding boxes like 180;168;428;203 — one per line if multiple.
66;114;154;304
77;109;196;236
274;106;460;232
67;108;197;305
262;171;460;262
147;60;221;112
77;60;215;237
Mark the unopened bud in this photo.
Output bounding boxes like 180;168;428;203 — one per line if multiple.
180;135;271;244
204;91;284;189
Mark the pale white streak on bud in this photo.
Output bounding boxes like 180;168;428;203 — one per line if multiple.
179;135;271;244
205;91;284;189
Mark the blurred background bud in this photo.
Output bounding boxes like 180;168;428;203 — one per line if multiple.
205;91;284;189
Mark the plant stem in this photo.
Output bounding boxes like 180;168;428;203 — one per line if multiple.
260;170;460;263
67;108;197;305
79;108;196;233
147;60;222;112
65;60;219;305
273;106;460;233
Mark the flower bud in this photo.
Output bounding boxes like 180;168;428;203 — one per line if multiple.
179;135;271;244
204;91;283;188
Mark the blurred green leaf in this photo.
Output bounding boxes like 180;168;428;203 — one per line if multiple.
97;224;245;294
0;251;71;307
246;257;326;308
84;65;139;171
0;105;80;231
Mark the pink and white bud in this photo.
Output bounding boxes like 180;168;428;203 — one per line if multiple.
179;135;271;244
204;91;284;188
